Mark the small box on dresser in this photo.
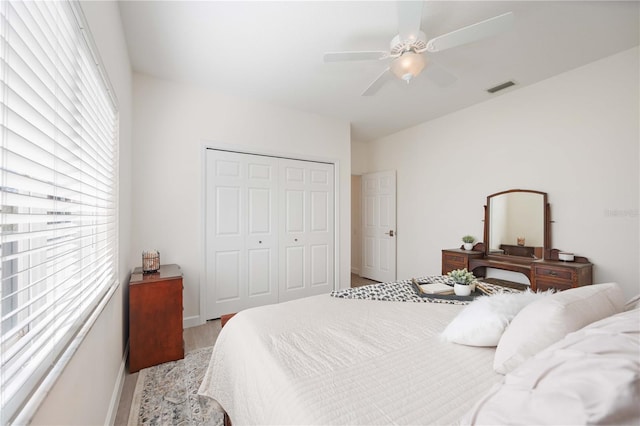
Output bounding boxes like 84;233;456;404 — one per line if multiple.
129;264;184;373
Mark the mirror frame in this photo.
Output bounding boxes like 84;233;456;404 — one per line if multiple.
483;189;551;261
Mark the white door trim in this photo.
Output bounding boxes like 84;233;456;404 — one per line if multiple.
199;141;341;325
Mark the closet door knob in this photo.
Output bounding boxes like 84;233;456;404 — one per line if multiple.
294;238;298;242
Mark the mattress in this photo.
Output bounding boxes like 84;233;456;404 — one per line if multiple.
198;294;502;425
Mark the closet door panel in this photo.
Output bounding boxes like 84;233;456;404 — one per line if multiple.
248;248;272;296
215;250;241;301
285;189;305;233
285;246;305;290
206;150;279;320
311;191;328;232
248;188;270;234
279;159;334;301
216;187;241;235
246;158;278;304
310;244;329;286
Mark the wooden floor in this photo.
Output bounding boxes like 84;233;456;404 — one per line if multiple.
115;274;376;425
350;272;379;288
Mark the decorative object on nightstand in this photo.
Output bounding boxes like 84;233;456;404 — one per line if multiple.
462;235;475;251
142;249;160;273
517;237;525;246
448;268;476;296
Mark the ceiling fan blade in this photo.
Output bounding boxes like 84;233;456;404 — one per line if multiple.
424;61;457;87
361;68;393;96
426;11;514;53
397;0;424;42
324;51;387;62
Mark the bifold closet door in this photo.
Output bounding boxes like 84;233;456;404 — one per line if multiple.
205;150;279;320
205;150;335;320
278;159;335;302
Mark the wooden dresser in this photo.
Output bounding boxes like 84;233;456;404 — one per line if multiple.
442;247;593;292
129;264;184;373
442;189;594;293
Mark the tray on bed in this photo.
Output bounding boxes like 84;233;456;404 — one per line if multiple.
411;279;483;302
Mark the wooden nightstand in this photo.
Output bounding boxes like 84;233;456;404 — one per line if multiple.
129;264;184;373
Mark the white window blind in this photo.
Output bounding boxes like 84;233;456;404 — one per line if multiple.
0;0;118;422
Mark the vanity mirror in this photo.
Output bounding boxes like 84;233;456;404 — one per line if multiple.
442;189;592;292
484;189;550;260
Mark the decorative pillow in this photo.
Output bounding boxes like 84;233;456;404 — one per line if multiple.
493;282;625;374
461;308;640;425
440;290;551;347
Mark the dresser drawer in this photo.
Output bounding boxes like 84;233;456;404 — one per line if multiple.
444;253;466;265
442;249;483;275
534;266;572;281
535;279;573;292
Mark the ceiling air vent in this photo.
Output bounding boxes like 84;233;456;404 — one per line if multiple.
487;81;516;94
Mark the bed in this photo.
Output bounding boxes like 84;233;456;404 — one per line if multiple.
198;280;640;425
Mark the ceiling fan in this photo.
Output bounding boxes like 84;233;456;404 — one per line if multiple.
323;2;514;96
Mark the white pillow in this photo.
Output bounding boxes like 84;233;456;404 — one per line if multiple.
461;308;640;425
624;293;640;311
440;291;550;347
493;282;625;374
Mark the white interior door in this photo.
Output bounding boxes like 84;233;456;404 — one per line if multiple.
205;150;279;320
279;159;335;302
361;170;396;282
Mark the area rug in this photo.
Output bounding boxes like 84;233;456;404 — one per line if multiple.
127;347;224;426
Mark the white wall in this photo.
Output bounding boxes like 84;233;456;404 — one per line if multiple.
359;48;639;298
30;1;133;425
131;73;351;325
351;140;369;175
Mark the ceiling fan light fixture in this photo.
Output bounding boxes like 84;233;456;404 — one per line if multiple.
390;51;426;82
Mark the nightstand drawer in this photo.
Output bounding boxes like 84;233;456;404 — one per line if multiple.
534;266;572;281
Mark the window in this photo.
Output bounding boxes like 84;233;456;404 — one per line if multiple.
0;0;118;422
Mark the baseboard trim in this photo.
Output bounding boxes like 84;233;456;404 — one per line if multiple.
183;315;203;329
105;339;128;426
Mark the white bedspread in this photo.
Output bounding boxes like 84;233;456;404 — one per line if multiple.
198;294;502;425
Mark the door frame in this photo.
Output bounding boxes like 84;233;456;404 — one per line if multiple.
199;141;341;325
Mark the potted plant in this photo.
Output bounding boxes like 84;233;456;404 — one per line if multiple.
447;268;476;296
462;235;475;251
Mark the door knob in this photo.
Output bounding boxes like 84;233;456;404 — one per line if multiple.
385;230;394;237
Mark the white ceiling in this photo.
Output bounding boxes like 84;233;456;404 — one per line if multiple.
118;1;639;142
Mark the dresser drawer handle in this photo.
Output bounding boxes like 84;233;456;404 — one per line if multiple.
547;271;558;276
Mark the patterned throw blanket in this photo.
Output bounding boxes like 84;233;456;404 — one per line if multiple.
331;276;525;305
330;276;471;305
